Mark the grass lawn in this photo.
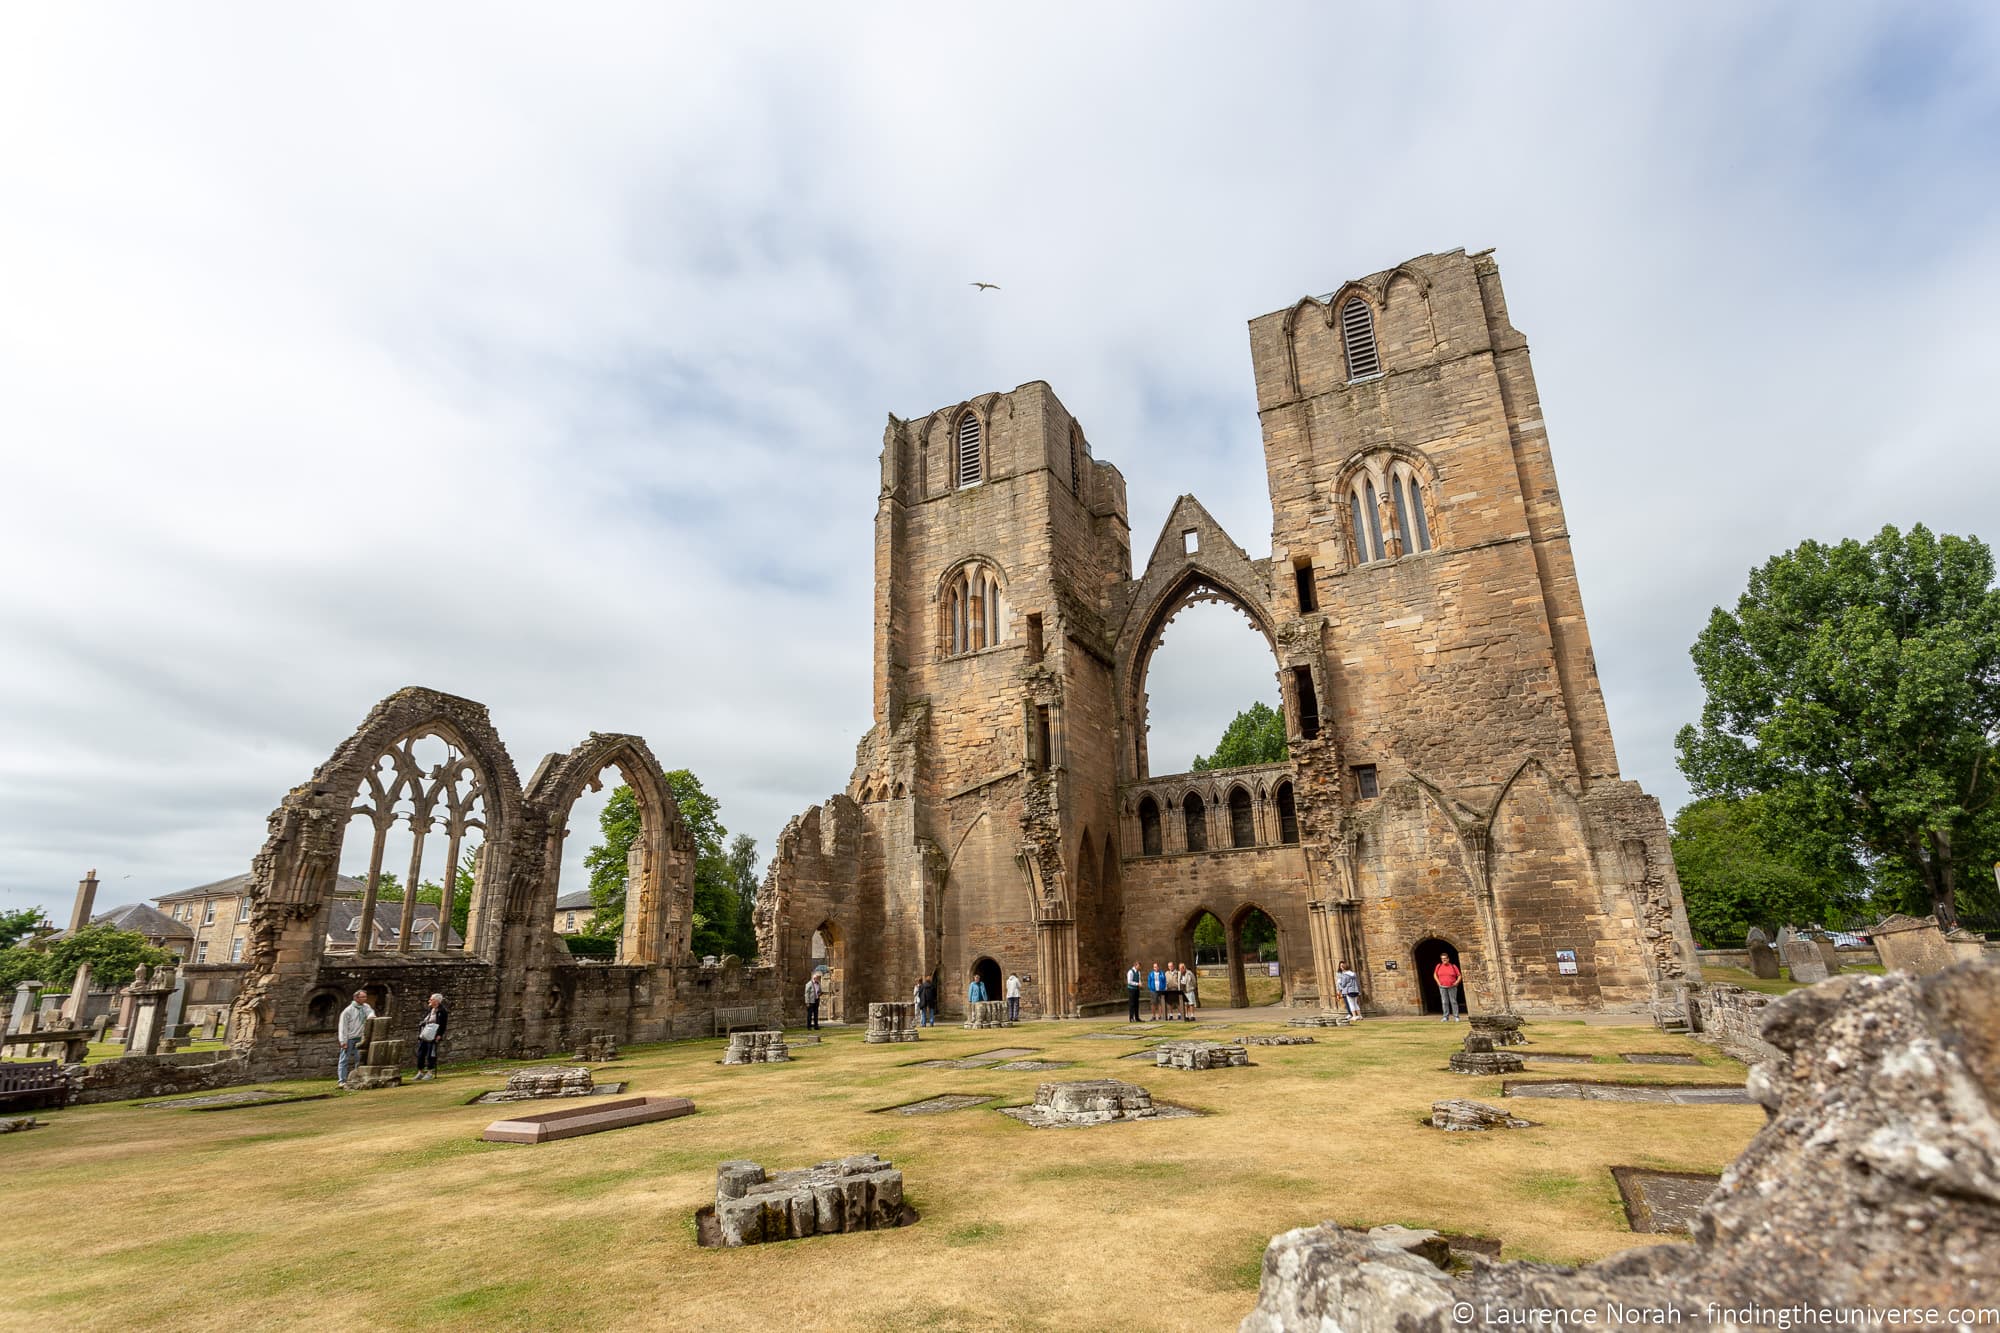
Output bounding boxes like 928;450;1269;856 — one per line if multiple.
0;1014;1759;1332
2;1039;230;1067
1700;963;1886;996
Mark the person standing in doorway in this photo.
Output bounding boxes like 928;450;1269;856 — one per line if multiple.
413;992;448;1080
1147;961;1166;1021
804;972;823;1030
1335;963;1361;1020
1125;961;1143;1022
336;989;373;1088
1433;955;1462;1021
967;973;987;1006
1004;971;1022;1024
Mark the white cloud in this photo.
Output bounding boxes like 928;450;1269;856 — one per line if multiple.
3;4;1997;918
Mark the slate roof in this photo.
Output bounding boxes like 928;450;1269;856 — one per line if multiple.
69;902;194;941
325;901;464;950
554;890;595;912
156;872;372;903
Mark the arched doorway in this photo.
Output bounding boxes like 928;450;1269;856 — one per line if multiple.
811;921;845;1023
1227;905;1281;1009
360;982;392;1017
1413;937;1465;1016
970;956;1002;1005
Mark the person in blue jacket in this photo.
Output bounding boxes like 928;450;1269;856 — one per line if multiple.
967;975;987;1006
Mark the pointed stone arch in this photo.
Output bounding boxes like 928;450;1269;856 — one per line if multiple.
526;732;695;967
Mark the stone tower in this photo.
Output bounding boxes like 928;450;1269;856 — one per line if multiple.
760;249;1698;1025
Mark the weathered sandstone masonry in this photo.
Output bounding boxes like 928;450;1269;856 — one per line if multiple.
762;249;1695;1023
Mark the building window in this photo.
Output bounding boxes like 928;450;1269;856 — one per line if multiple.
1228;787;1255;849
1293;558;1317;613
1026;613;1044;664
1292;666;1320;740
1032;705;1053;772
565;912;576;932
1183;530;1199;555
202;901;216;926
1275;782;1299;843
1341;297;1381;380
1349;477;1386;564
1352;764;1380;800
1138;795;1162;857
236;898;251;923
942;562;1007;655
196;941;209;964
955;410;982;488
1390;464;1433;554
229;936;244;963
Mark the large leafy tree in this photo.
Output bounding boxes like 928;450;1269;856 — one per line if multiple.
583;772;757;959
1192;701;1289;771
1676;524;2000;928
1669;795;1866;946
0;924;173;993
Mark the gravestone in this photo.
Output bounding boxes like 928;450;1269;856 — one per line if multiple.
1814;938;1843;976
1870;914;1956;977
164;971;188;1033
1746;940;1781;980
6;981;42;1036
1744;926;1769;948
864;1002;919;1044
89;1013;110;1042
1780;939;1829;984
571;1031;618;1062
122;965;176;1056
1430;1098;1534;1131
59;962;92;1027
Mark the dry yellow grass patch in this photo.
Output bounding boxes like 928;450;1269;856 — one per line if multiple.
0;1016;1758;1332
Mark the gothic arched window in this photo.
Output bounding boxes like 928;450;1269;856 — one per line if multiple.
940;561;1007;656
1138;795;1162;857
1182;790;1208;853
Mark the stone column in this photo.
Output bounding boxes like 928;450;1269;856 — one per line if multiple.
1305;902;1339;1012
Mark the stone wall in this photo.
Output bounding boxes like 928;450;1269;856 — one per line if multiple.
69;1051;255;1106
1690;982;1781;1065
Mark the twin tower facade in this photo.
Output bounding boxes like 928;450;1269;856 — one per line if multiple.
754;249;1697;1023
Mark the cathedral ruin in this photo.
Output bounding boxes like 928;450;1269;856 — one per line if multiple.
213;247;1697;1075
757;247;1697;1026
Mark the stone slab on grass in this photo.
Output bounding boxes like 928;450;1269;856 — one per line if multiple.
1502;1080;1752;1105
1610;1166;1722;1234
874;1093;996;1116
482;1095;695;1143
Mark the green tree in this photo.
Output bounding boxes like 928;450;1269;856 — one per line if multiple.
1192;701;1289;771
416;845;477;942
0;924;174;992
581;772;756;958
726;833;760;960
1669;795;1866;946
1675;524;2000;928
0;907;46;950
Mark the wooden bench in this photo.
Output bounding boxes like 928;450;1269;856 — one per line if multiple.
0;1060;73;1112
0;1029;91;1064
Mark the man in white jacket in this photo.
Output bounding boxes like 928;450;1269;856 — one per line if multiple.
337;990;374;1087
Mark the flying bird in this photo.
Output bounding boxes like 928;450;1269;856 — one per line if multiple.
970;282;1001;291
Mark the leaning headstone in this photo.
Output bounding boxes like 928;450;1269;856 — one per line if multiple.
864;1002;919;1044
1746;939;1782;980
6;981;42;1036
708;1155;909;1247
1814;938;1843;977
961;999;1012;1030
59;962;92;1027
723;1030;791;1064
1870;914;1957;978
1780;939;1830;984
89;1013;111;1042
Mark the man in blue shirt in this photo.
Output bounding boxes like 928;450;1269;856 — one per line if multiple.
1147;962;1166;1022
967;975;987;1006
1125;962;1143;1022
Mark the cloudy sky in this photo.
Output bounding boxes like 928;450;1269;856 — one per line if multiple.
3;5;1997;921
